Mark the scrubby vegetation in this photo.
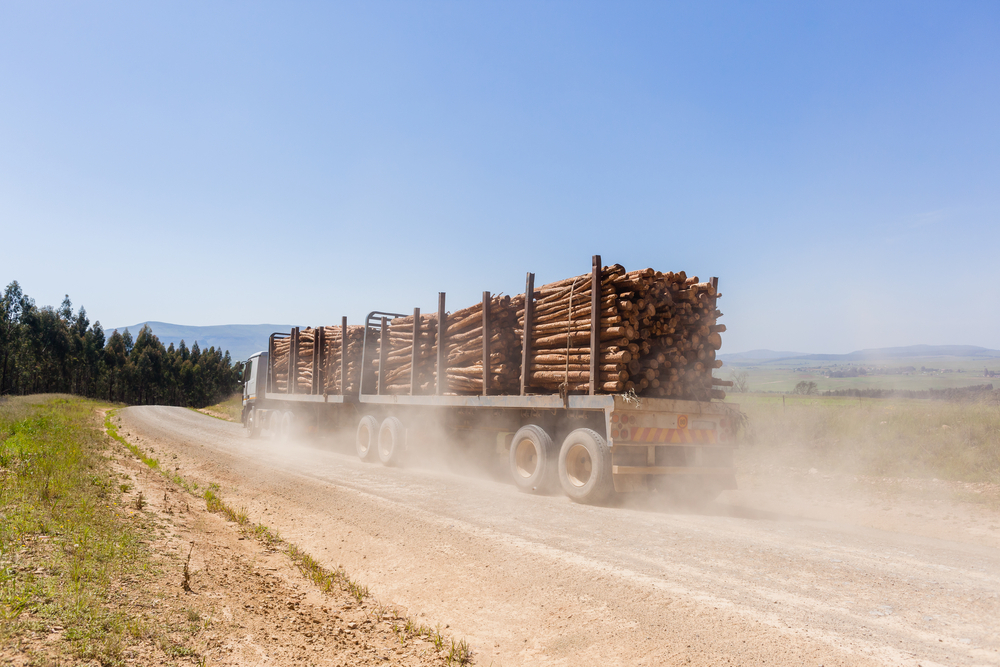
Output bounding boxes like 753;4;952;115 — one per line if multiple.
734;393;1000;483
0;281;239;408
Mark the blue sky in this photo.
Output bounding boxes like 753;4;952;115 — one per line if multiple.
2;1;998;354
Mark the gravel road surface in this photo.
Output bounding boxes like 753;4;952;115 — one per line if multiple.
119;406;1000;667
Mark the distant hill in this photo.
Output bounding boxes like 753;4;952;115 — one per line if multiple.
105;322;297;363
720;344;1000;365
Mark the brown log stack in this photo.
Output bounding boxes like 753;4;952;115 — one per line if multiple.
516;264;726;401
268;325;366;395
268;259;726;402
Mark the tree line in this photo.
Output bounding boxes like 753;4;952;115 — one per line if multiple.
0;281;240;407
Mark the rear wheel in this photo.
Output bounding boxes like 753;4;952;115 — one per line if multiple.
355;415;379;461
558;428;614;504
378;417;405;466
509;425;554;493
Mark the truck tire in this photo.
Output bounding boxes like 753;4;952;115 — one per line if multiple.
509;425;554;493
378;416;405;467
355;416;379;461
558;428;614;505
244;406;261;439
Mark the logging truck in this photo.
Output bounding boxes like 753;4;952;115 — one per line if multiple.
239;256;739;505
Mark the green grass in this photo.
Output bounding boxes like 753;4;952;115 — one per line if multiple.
732;392;1000;483
0;395;149;664
193;393;243;422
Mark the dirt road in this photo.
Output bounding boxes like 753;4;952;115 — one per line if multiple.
119;406;1000;666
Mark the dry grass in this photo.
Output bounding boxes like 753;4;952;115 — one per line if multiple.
733;393;1000;484
193;393;243;423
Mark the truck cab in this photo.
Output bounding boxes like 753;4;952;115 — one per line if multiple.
241;351;267;430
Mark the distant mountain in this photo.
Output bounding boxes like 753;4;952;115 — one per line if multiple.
721;344;1000;365
105;322;296;363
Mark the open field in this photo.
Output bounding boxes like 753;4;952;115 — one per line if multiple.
727;354;1000;394
730;392;1000;489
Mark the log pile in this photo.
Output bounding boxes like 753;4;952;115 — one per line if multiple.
271;335;292;392
370;294;522;395
440;294;522;395
319;325;366;395
371;312;439;394
268;257;727;402
519;264;727;401
269;325;366;394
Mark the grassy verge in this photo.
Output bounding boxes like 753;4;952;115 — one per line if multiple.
192;394;242;423
0;395;148;664
105;409;474;665
732;392;1000;484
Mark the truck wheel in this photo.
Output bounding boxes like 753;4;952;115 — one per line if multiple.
509;425;554;493
378;417;405;467
558;428;614;505
355;416;379;461
244;407;261;439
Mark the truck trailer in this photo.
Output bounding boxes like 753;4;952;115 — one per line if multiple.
238;256;739;505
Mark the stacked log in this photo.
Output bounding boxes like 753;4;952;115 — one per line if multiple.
292;328;317;392
517;265;632;394
372;312;439;394
318;325;366;395
440;294;522;395
268;258;727;402
271;335;291;392
518;265;727;401
608;269;726;401
268;326;367;395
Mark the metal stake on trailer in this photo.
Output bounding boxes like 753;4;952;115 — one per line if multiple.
378;317;388;395
410;308;421;396
436;293;446;395
590;254;601;396
313;326;323;395
340;316;348;396
267;334;276;394
519;272;535;396
288;327;299;395
482;291;491;396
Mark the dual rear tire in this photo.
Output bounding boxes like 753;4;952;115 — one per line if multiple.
509;425;613;504
355;415;405;466
355;416;614;504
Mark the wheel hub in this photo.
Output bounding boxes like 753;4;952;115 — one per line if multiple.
565;443;593;487
514;440;538;478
